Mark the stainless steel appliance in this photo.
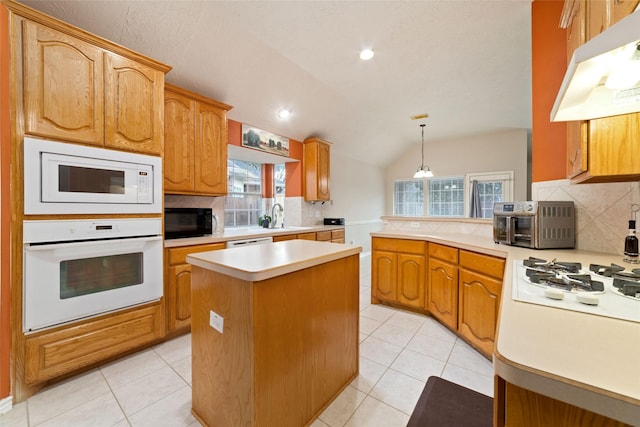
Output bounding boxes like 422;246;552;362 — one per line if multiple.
493;201;575;249
165;207;215;239
512;257;640;323
23;218;163;332
24;137;162;214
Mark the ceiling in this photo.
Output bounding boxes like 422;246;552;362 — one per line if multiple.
20;0;533;168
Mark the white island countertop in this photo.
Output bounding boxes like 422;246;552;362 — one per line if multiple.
186;239;362;282
371;230;640;425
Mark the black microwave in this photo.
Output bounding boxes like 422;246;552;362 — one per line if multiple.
165;208;213;239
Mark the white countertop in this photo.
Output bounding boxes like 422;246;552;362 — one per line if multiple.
164;225;344;248
371;230;640;425
186;239;362;282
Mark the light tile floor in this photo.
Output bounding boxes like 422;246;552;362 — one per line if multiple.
1;254;493;427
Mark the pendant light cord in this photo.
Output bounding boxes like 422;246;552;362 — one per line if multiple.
420;123;425;169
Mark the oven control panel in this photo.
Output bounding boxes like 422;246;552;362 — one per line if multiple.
494;201;537;215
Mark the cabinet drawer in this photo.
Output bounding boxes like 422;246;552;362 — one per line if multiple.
459;250;505;280
372;237;426;254
273;234;296;242
429;243;459;263
25;302;163;384
167;243;226;265
297;232;317;240
331;229;345;240
316;231;332;241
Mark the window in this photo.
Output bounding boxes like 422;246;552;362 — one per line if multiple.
225;160;262;227
465;171;513;218
393;181;423;216
224;162;286;227
427;177;464;217
392;170;513;218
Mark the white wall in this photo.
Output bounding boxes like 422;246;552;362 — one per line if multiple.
384;129;529;215
302;149;386;253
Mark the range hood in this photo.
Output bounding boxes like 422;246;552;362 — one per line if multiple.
551;10;640;122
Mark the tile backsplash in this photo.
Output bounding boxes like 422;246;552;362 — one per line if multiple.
532;179;640;255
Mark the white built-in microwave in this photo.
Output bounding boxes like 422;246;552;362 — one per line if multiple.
24;137;162;214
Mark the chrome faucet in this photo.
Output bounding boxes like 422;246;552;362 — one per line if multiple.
271;203;284;228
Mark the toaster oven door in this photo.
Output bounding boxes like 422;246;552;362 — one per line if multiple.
494;215;535;248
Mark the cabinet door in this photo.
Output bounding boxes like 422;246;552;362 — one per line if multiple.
104;53;164;155
427;258;458;330
164;90;195;192
317;141;331;200
587;114;640;179
372;250;397;302
194;102;228;194
303;138;331;201
168;264;192;332
611;0;640;25
22;20;104;145
586;0;608;40
397;253;425;309
458;269;501;358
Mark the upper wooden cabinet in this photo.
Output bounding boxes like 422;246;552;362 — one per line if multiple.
104;54;165;154
303;137;331;201
20;18;169;155
164;84;232;195
563;0;640;183
23;20;105;145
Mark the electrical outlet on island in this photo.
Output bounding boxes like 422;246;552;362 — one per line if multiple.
209;310;224;333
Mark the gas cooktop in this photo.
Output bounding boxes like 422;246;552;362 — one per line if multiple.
512;257;640;323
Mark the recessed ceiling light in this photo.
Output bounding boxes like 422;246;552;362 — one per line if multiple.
277;109;290;119
359;49;374;60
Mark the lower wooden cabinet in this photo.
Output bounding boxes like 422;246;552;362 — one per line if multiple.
165;243;226;332
372;238;505;359
296;232;317;241
427;244;459;329
24;301;164;384
372;238;426;310
498;380;629;427
313;229;345;243
331;228;345;243
458;250;505;356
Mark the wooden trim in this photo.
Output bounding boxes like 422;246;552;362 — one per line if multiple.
0;1;11;401
494;375;505;427
164;83;232;111
0;0;171;72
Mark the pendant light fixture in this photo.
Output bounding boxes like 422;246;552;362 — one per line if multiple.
413;122;433;178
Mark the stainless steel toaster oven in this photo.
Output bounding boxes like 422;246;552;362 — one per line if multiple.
493;201;575;249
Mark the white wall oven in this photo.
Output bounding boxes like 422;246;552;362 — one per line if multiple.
24;137;162;214
23;218;163;332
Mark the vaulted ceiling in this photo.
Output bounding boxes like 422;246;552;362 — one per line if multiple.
21;0;533;167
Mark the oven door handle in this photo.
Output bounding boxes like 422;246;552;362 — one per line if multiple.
506;216;515;244
24;235;162;251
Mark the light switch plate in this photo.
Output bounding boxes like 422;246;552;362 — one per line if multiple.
209;310;224;333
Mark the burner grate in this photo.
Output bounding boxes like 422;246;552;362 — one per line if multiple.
523;257;581;273
589;263;625;277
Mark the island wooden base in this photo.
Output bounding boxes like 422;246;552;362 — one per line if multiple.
190;254;359;427
494;376;632;427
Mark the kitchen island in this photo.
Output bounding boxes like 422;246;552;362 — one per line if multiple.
186;239;361;427
371;226;640;427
